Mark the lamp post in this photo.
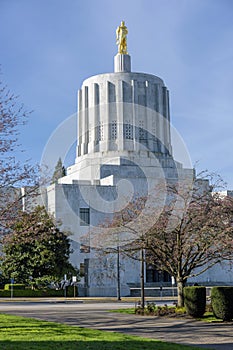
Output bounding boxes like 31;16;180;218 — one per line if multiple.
117;245;121;301
10;277;14;299
140;248;145;310
72;276;77;297
64;274;67;298
171;276;175;297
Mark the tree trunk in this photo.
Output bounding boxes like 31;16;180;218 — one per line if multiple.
177;278;185;307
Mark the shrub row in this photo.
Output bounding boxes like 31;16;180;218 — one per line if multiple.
4;284;25;290
184;286;233;321
0;286;78;298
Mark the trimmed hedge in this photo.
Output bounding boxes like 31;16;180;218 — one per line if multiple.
184;286;206;318
211;287;233;321
4;284;25;291
0;286;78;298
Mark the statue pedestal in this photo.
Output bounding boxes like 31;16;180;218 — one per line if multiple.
114;54;131;73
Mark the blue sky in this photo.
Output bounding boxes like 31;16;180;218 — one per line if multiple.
1;0;233;187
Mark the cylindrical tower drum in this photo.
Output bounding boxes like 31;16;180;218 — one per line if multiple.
76;54;172;163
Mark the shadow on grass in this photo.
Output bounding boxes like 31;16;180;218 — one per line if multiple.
0;340;203;350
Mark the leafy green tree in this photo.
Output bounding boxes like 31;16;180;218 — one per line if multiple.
1;206;77;287
51;158;66;184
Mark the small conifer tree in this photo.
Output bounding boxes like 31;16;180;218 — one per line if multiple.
51;158;66;184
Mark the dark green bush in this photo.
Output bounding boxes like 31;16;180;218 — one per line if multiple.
0;286;78;298
4;284;25;290
211;287;233;321
184;286;206;318
66;286;78;297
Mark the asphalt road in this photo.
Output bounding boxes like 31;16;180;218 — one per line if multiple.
0;301;233;350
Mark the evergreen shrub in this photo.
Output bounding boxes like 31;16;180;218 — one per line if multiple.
211;287;233;321
184;286;206;317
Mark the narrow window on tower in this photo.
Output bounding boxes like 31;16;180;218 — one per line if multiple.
96;122;104;141
110;121;117;140
79;208;90;226
139;120;146;141
124;121;133;140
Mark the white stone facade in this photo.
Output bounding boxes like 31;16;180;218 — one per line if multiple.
43;53;233;296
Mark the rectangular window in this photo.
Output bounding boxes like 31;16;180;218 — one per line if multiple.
123;122;133;140
95;123;104;141
139;120;147;140
110;121;117;140
80;208;90;226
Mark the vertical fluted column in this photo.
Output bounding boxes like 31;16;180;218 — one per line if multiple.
144;80;148;149
157;85;164;153
94;83;100;152
131;79;138;151
80;87;86;156
166;90;172;154
162;87;168;154
83;86;89;154
77;89;82;157
117;80;124;151
162;87;172;155
107;81;117;151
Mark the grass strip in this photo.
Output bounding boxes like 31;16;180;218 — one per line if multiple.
0;313;204;350
109;308;136;314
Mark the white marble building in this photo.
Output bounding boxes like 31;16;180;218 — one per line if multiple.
43;25;233;296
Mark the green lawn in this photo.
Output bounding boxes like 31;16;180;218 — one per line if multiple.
0;313;204;350
110;308;136;314
197;312;223;322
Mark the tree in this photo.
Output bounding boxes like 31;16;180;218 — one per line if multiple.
0;77;39;231
0;206;77;287
51;158;66;184
146;183;233;307
93;175;233;307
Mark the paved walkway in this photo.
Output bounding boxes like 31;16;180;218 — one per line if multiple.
0;301;233;349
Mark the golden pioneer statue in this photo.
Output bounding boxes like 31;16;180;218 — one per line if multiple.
116;21;128;54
